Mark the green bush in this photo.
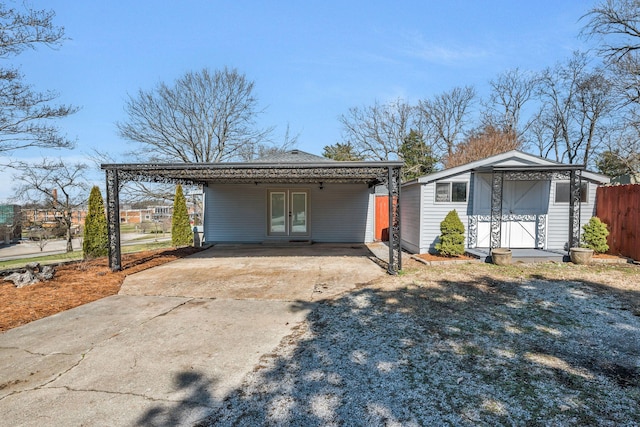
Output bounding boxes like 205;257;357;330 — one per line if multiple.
435;209;465;257
171;184;193;247
581;216;609;254
83;186;109;259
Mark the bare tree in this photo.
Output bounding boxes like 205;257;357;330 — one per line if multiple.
117;67;272;163
417;86;476;162
483;68;537;142
582;0;640;63
338;98;417;161
445;124;521;168
28;227;51;252
0;2;78;158
529;107;562;160
13;159;88;252
238;123;299;161
535;52;615;166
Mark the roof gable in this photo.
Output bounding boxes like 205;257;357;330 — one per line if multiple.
414;151;556;183
410;150;608;184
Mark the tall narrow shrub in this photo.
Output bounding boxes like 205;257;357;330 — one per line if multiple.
172;184;192;246
83;186;108;259
581;216;609;254
435;209;465;256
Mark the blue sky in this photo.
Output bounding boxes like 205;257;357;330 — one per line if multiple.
0;0;599;201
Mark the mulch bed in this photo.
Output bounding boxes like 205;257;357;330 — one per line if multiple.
415;252;477;262
0;246;204;332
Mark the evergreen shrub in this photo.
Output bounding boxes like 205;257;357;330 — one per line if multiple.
435;209;465;256
171;184;193;247
581;216;609;254
83;186;108;259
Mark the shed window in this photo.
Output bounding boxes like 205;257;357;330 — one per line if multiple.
435;182;467;202
555;182;588;203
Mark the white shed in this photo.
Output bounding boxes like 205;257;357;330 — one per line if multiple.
401;151;610;254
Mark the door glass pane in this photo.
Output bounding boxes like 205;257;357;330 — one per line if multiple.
291;192;307;233
270;192;286;233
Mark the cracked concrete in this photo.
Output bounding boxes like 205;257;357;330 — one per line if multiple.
0;245;382;426
0;296;310;426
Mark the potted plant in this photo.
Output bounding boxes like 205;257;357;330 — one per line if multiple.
570;217;609;264
569;247;594;264
491;247;512;265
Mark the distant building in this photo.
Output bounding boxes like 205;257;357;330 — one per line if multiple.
120;208;154;224
0;205;22;243
20;207;87;235
119;205;172;224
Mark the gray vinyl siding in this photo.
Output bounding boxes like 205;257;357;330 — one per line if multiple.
420;172;472;253
204;184;266;243
203;183;373;243
312;183;374;242
400;183;421;253
547;181;599;250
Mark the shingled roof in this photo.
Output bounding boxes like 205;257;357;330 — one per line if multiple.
254;149;335;163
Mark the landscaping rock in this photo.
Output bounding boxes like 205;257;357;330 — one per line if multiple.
3;263;56;288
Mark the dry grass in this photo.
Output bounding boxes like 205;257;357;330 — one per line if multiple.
200;261;640;426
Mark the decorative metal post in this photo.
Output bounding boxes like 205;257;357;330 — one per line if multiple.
387;166;402;274
568;169;581;250
105;168;122;271
490;171;504;249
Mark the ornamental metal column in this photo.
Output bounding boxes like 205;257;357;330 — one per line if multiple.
387;166;402;274
490;170;504;249
568;169;581;250
105;168;122;271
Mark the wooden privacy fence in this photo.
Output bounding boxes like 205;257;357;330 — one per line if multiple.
596;184;640;261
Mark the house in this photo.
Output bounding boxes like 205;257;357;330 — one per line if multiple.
401;150;610;254
101;150;403;273
202;151;389;245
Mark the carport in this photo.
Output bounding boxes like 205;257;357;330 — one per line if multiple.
101;153;403;274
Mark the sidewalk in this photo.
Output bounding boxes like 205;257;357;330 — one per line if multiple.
0;233;170;262
0;238;82;261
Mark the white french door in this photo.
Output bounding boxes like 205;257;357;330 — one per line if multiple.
268;190;308;236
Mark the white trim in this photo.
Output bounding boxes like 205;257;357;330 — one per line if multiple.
412;150;609;185
434;182;468;203
267;188;310;238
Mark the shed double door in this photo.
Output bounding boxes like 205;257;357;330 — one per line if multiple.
499;180;545;248
268;190;309;236
476;178;547;248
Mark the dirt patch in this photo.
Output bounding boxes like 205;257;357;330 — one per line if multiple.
0;247;203;332
119;245;386;301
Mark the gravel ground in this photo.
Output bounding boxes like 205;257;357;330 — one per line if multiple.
197;262;640;426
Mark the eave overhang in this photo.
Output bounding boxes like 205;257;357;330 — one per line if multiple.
100;161;404;186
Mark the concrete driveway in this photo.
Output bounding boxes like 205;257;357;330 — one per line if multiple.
0;244;385;426
120;244;386;300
